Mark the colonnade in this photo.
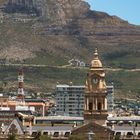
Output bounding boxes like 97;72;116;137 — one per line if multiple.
85;96;107;112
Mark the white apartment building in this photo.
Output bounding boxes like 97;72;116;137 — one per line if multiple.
55;84;114;117
55;85;85;117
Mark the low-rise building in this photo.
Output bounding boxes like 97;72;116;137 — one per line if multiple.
0;110;32;124
1;114;83;139
107;115;140;139
0;97;50;117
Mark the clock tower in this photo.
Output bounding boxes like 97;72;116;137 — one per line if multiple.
84;49;108;121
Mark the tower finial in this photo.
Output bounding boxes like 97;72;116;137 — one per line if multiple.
95;48;98;53
93;48;99;60
91;48;103;68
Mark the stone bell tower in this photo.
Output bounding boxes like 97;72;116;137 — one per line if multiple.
84;48;108;121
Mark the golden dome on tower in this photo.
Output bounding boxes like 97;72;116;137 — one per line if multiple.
91;48;103;68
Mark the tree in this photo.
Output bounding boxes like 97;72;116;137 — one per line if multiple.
39;135;51;140
69;135;85;140
7;133;18;140
114;135;120;140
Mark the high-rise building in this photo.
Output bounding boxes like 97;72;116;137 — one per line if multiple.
107;85;114;112
55;84;114;117
55;84;85;117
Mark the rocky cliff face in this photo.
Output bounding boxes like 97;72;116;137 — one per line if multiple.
6;0;90;24
0;0;140;67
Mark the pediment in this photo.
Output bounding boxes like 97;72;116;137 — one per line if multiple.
4;119;24;135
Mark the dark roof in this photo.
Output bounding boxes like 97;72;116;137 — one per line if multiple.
25;98;45;103
0;110;32;114
72;121;114;140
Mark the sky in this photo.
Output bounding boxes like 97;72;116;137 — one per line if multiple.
85;0;140;25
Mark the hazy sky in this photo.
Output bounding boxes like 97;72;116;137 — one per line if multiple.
85;0;140;25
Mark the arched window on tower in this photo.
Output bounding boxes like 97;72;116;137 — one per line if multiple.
98;102;102;112
89;103;93;112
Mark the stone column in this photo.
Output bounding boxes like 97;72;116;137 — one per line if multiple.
95;97;97;110
102;97;105;110
87;97;89;110
92;97;94;111
84;97;87;110
42;104;45;117
101;98;103;110
104;97;106;110
105;97;107;110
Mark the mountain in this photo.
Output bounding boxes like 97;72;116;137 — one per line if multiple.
0;0;140;96
0;0;140;68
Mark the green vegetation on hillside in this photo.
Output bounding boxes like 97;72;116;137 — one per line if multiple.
103;48;140;68
0;65;139;98
0;0;140;98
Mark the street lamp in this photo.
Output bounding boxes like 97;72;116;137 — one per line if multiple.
88;130;94;140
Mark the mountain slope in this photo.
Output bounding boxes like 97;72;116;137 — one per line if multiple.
0;0;140;96
0;0;139;68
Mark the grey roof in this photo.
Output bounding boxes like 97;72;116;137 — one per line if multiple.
35;116;84;121
114;126;140;131
30;126;73;131
56;85;85;88
25;99;45;103
108;116;140;121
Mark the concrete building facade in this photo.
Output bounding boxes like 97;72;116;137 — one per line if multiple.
55;84;114;117
107;115;140;139
107;85;114;112
55;85;85;117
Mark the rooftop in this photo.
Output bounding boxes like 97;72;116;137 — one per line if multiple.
30;125;73;131
56;85;85;88
25;98;46;103
108;115;140;121
35;115;84;121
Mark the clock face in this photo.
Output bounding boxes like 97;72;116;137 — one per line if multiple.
92;78;99;84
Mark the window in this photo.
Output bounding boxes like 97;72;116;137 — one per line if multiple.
32;132;38;136
64;132;70;137
126;132;133;138
43;132;48;135
89;103;93;111
53;132;59;137
115;132;121;136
